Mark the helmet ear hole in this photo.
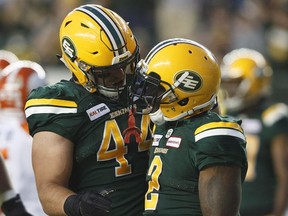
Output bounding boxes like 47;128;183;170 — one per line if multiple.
178;98;189;106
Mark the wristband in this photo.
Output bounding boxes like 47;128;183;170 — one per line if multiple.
64;191;112;216
64;194;82;216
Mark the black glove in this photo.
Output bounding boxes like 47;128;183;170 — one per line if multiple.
64;190;112;216
1;194;33;216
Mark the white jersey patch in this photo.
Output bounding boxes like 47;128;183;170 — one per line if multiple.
166;137;182;148
86;103;110;121
152;134;163;146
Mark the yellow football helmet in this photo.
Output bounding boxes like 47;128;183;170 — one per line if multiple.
131;38;220;124
59;4;139;99
221;48;273;113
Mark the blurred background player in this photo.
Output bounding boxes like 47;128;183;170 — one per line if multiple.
0;50;18;74
0;60;47;215
220;48;288;216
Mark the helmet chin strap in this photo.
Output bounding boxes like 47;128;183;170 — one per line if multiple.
150;94;217;125
98;86;123;101
149;109;165;125
166;94;217;121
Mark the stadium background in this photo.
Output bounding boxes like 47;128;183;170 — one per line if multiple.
0;0;287;103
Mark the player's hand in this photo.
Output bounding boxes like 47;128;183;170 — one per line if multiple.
64;189;112;216
1;194;33;216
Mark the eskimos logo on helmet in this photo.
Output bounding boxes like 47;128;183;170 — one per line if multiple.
62;37;77;60
175;70;202;92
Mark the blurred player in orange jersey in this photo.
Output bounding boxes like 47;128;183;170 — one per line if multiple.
0;60;48;215
0;50;18;75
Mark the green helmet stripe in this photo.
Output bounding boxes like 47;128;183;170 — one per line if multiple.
77;5;126;55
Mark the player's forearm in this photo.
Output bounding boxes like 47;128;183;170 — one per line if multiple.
38;182;75;216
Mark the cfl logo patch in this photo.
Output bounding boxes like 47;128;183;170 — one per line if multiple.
62;37;76;60
176;70;202;92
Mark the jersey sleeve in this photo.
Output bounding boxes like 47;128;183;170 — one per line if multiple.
262;103;288;137
192;118;248;181
24;82;82;140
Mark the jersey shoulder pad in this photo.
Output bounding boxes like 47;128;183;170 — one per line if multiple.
194;113;245;143
24;80;85;118
24;81;90;137
192;113;247;174
27;80;86;100
262;103;288;127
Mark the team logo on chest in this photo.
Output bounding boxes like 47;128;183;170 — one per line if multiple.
86;103;110;121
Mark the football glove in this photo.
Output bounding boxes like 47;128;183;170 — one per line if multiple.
1;194;33;216
64;189;112;216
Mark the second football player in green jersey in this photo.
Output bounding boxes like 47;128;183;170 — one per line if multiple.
130;38;248;215
145;113;247;215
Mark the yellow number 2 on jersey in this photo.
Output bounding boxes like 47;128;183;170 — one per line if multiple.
145;155;163;210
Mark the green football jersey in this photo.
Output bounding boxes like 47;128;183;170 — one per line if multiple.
236;103;288;215
144;111;247;216
25;79;153;216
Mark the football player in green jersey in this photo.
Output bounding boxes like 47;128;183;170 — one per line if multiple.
130;38;248;216
24;4;152;216
221;48;288;216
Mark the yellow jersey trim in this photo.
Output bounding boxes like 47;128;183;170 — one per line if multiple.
195;121;243;135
